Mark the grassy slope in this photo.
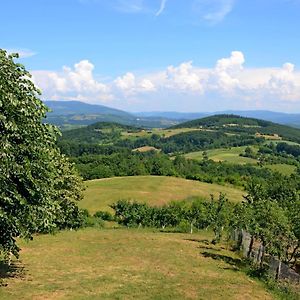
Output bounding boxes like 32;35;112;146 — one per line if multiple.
184;146;258;165
264;164;297;176
0;228;273;300
81;176;245;214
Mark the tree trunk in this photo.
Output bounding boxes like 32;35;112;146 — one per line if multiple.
190;223;193;234
275;260;282;281
260;243;266;269
247;236;254;259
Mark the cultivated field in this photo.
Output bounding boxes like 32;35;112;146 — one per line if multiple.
81;176;245;213
184;146;258;165
0;228;274;300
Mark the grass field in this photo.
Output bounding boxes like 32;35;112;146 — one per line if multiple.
121;127;216;139
264;164;297;176
0;228;274;300
81;176;245;213
184;146;258;165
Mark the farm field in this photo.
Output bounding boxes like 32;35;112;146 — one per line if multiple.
81;176;245;214
184;146;258;165
0;228;274;300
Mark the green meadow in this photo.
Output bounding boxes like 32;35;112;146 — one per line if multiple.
81;176;245;214
184;146;258;165
0;228;274;300
264;164;297;176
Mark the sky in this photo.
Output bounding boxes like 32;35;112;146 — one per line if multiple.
2;0;300;112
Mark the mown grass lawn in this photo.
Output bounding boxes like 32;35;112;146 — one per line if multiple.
0;228;274;300
81;176;245;214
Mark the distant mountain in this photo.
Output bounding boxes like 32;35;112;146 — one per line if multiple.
44;100;300;130
137;110;300;128
43;100;181;130
45;100;132;117
137;111;208;120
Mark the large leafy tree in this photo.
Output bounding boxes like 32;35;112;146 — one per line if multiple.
0;50;83;258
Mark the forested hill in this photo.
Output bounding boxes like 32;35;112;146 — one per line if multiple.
60;122;140;143
170;114;300;144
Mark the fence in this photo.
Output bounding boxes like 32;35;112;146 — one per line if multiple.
231;229;300;284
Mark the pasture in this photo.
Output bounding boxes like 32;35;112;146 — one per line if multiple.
184;146;258;165
264;164;297;176
121;127;214;139
81;176;245;213
0;228;274;300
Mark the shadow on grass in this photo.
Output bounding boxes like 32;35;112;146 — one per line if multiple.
184;238;210;245
201;251;246;269
0;261;25;286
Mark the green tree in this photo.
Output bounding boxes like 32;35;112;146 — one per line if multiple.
0;50;83;259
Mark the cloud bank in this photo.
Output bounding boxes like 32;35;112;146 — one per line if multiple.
31;51;300;111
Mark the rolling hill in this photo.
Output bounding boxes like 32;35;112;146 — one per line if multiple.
170;114;300;144
137;110;300;128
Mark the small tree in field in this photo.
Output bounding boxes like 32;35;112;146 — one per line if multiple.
0;50;83;259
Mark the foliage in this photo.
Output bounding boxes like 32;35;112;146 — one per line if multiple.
232;177;300;268
111;195;234;242
0;50;83;258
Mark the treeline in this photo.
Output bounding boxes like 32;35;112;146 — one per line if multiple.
111;194;232;242
110;177;300;270
72;151;279;187
58;128;262;157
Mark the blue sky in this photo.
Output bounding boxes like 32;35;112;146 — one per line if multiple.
2;0;300;112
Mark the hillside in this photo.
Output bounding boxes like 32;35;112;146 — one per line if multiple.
171;114;300;144
137;110;300;128
60;121;140;143
82;176;244;213
0;228;274;300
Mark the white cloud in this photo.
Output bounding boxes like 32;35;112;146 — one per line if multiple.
7;48;36;58
30;52;300;111
114;72;155;95
32;60;112;103
193;0;235;24
267;63;300;101
156;0;167;16
165;61;206;93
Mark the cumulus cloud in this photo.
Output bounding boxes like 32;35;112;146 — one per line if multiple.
165;61;206;93
114;72;155;95
32;60;112;103
267;63;300;101
211;51;245;92
31;52;300;110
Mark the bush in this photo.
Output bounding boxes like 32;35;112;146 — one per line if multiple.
94;211;114;221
